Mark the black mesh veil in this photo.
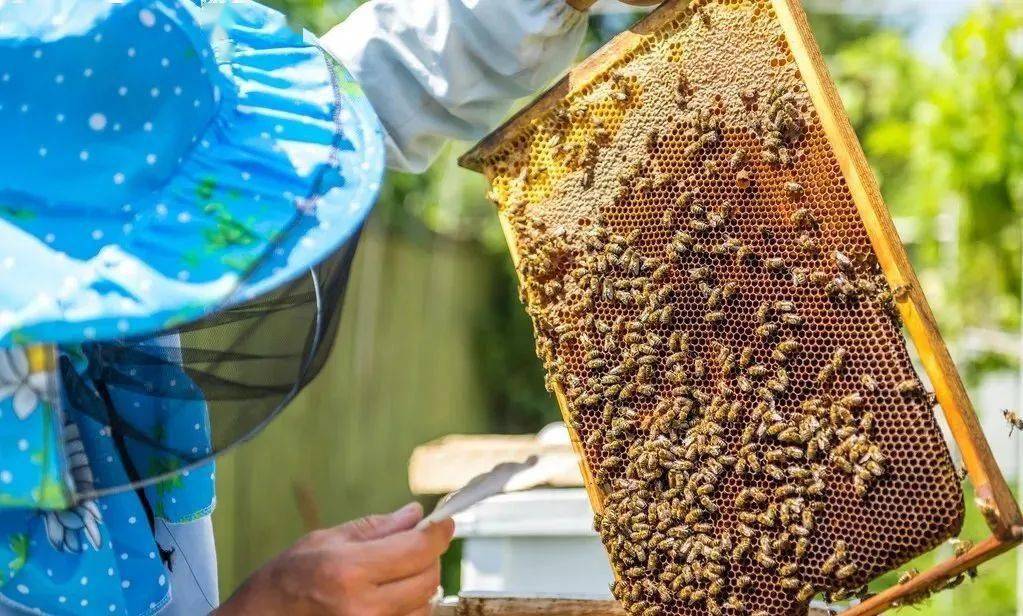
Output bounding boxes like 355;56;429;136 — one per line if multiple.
59;229;362;500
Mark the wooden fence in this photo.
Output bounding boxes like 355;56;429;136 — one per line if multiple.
212;218;494;594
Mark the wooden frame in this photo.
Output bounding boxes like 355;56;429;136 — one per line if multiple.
460;0;1023;613
434;594;838;615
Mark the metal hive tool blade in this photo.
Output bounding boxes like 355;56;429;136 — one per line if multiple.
461;1;1023;614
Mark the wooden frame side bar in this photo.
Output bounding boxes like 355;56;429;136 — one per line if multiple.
843;534;1020;616
495;215;608;521
772;0;1023;538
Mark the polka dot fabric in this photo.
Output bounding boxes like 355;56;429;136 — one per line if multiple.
0;342;215;616
0;0;385;348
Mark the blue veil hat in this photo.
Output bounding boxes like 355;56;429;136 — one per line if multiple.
0;0;384;503
0;1;383;612
0;0;383;345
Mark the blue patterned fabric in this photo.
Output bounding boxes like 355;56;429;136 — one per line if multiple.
0;0;384;347
0;0;385;613
0;349;67;512
0;344;216;615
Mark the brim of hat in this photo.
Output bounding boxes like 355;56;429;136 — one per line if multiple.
0;1;384;347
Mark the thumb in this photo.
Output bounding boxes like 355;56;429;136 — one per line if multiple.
338;502;423;542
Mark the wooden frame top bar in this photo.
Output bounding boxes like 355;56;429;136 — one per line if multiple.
460;0;691;172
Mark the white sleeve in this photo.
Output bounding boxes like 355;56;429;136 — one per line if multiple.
319;0;588;173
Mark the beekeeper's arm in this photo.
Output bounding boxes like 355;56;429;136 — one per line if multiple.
320;0;590;173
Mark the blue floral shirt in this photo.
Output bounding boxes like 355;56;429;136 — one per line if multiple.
0;342;215;615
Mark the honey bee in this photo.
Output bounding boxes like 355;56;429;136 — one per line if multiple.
1003;409;1023;435
797;233;819;254
976;496;1001;528
780;312;804;326
795;537;810;559
747;364;768;378
784;268;807;288
765;257;787;272
834;250;854;276
773;339;801;363
785;181;804;197
689;266;712;281
821;541;847;575
898;568;920;585
736;245;756;263
951;538;974;558
809;270;831;286
835;563;858;580
897;379;922;396
730;147;748;171
859;411;876;432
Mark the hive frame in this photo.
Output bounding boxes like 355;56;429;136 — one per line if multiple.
460;0;1023;613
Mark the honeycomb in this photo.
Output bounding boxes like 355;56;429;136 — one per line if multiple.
466;1;965;614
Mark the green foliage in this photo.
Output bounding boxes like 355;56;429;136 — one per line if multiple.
828;6;1023;342
0;533;28;587
262;0;360;32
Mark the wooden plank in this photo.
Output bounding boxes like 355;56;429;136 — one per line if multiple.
456;596;625;616
408;434;583;495
771;0;1023;539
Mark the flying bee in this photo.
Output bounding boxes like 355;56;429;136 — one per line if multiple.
1004;409;1023;435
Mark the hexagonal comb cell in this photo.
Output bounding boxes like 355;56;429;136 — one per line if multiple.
464;0;964;614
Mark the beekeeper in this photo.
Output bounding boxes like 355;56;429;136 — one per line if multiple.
0;0;639;613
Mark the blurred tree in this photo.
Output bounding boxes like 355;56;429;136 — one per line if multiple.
827;6;1022;377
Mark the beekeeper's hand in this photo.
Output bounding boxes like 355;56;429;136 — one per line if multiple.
215;502;454;616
